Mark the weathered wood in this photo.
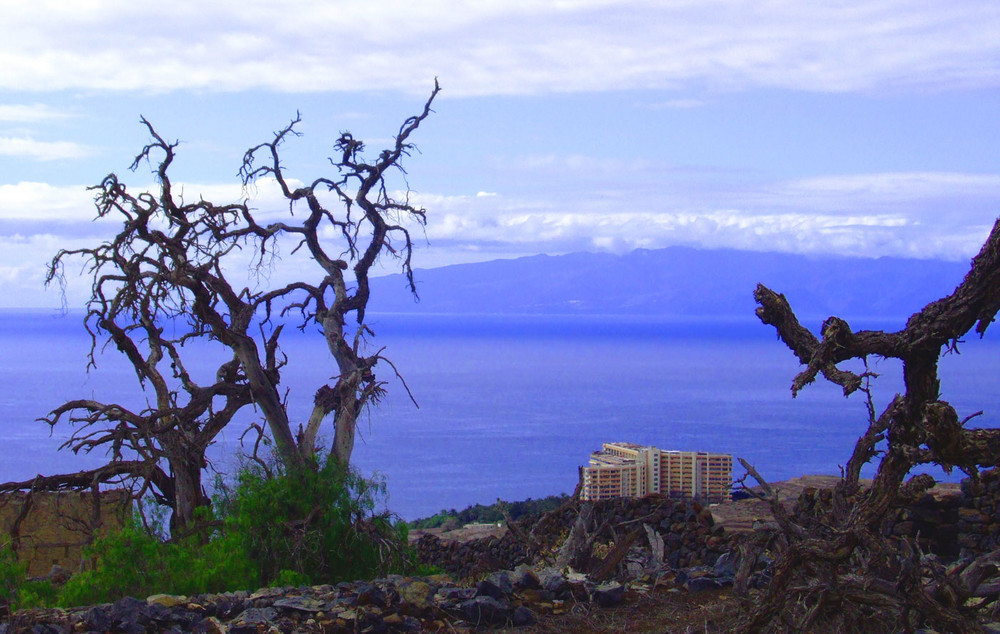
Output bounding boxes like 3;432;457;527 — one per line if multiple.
589;526;642;582
554;502;593;570
643;523;664;564
739;217;1000;632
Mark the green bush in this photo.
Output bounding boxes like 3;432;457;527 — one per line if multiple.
57;512;256;607
0;542;56;613
54;458;412;607
0;542;24;611
226;458;411;587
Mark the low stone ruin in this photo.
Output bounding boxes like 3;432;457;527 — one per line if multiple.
0;490;130;576
415;494;728;582
959;468;1000;556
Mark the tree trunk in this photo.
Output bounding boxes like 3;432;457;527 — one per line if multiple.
167;446;209;533
332;397;360;466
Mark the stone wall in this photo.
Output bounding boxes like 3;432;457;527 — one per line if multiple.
958;467;1000;555
415;494;728;580
793;484;962;558
889;488;962;558
0;489;131;576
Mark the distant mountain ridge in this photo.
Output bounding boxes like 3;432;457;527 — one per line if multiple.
369;247;971;322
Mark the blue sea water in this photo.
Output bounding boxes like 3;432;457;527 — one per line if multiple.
1;310;999;520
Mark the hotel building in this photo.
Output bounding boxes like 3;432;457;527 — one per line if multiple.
580;442;732;504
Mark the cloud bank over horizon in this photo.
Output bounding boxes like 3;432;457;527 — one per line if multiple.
0;1;998;307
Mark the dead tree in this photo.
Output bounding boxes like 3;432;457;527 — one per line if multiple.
737;217;1000;632
238;79;438;465
9;81;440;531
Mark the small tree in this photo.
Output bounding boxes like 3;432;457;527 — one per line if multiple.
736;217;1000;632
8;81;440;531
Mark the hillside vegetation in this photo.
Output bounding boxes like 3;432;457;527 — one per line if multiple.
409;494;571;529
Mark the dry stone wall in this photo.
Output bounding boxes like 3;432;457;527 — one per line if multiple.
958;468;1000;556
417;475;994;583
0;490;130;576
793;484;962;559
415;494;728;580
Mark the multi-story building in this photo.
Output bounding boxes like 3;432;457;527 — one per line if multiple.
580;442;732;504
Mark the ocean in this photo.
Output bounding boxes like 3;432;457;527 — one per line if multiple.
1;310;998;520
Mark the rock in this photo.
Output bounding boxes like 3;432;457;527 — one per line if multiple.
512;565;540;590
336;608;358;621
248;586;285;602
476;578;506;600
458;595;512;626
231;606;277;626
517;588;551;603
539;570;569;596
211;596;247;620
192;617;227;634
147;594;189;608
960;507;987;523
486;570;515;595
564;578;590;601
590;582;625;607
82;605;114;632
356;583;389;608
94;596;153;634
512;605;536;626
397;579;435;614
383;612;422;631
23;626;65;634
713;551;737;577
686;576;726;592
272;595;329;612
356;610;387;633
383;612;404;626
436;586;476;603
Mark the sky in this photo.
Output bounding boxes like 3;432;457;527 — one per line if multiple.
1;0;999;308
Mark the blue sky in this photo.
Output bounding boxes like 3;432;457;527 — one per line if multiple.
1;0;999;308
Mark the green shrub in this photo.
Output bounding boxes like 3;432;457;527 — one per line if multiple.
57;513;255;607
55;458;412;607
226;458;411;587
0;542;24;611
0;542;57;613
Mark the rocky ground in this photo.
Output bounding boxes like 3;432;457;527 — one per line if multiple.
0;476;976;633
0;563;744;633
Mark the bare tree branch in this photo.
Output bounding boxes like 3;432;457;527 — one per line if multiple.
739;217;1000;632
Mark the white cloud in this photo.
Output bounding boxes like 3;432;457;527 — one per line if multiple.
0;182;93;220
406;170;1000;261
0;178;312;226
0;1;996;96
0;138;93;161
3;168;998;306
0;104;74;122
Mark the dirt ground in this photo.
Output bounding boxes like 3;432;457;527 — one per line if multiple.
498;586;740;634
